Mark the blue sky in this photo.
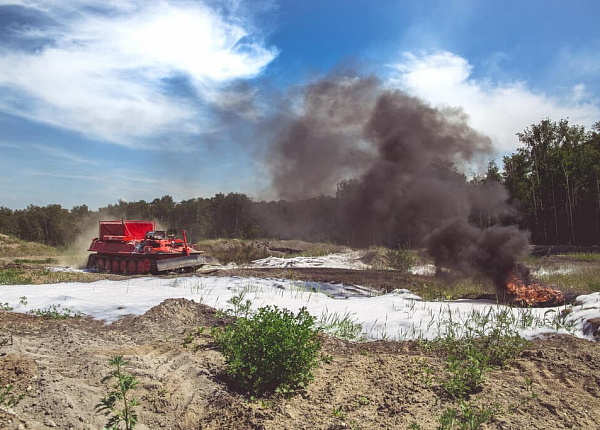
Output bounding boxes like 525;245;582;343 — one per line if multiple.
1;0;599;209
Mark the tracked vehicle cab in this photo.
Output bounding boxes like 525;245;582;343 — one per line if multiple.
144;231;166;240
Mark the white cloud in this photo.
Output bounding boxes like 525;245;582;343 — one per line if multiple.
0;0;277;147
34;144;99;165
390;51;600;155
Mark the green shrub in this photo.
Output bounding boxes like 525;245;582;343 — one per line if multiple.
385;246;417;273
214;306;321;396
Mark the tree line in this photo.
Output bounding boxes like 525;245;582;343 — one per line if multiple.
1;118;599;248
503;119;600;245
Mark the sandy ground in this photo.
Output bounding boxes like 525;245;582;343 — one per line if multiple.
1;297;599;430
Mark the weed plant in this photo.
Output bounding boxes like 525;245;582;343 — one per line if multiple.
0;378;25;407
213;306;321;396
96;355;140;430
386;246;417;273
317;309;365;341
227;290;252;318
29;304;83;319
0;333;12;347
422;307;528;401
437;401;499;430
433;308;529;367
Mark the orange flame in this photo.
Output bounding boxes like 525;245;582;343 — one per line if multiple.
505;271;564;307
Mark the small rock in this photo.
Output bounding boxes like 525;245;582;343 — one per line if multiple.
583;318;600;340
44;418;57;427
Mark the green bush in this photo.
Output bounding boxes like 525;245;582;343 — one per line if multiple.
214;306;321;396
385;246;416;273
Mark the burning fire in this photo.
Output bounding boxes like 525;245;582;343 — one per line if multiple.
505;270;565;307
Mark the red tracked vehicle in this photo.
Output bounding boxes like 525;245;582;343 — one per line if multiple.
87;220;212;275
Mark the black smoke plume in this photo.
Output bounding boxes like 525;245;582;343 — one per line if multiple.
264;73;530;286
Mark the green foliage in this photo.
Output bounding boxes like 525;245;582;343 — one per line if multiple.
385;246;417;273
535;263;600;294
213;306;321;396
317;310;365;341
505;118;600;245
180;329;195;348
197;240;270;264
13;257;58;264
443;354;487;399
29;304;83;319
96;355;140;430
0;268;32;285
437;401;498;430
227;290;252;318
362;245;420;274
0;333;12;348
432;308;529;368
423;308;528;400
320;353;334;364
0;379;25;407
331;406;347;419
561;252;600;261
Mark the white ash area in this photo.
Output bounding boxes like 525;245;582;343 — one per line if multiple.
409;264;436;276
249;251;370;270
2;276;599;342
45;266;86;273
247;251;438;275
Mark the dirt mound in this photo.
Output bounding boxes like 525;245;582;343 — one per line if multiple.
1;300;600;429
112;298;226;341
